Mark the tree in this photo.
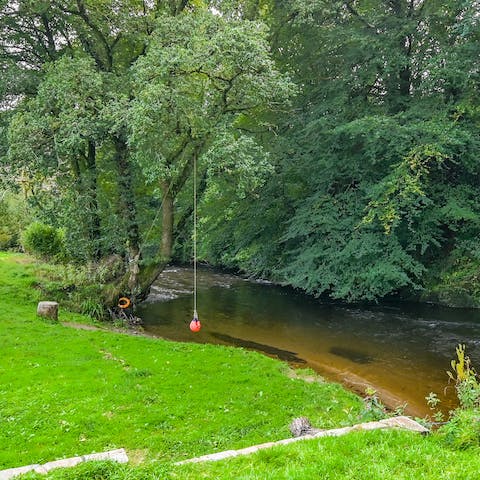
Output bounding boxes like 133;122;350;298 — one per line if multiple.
196;0;480;303
1;1;294;306
129;10;294;262
3;0;478;308
1;1;189;290
8;55;108;259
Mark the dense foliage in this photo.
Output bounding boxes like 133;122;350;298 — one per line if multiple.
1;0;479;306
197;0;480;305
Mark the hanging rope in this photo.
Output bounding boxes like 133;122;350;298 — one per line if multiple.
116;147;201;331
194;150;197;317
190;151;201;333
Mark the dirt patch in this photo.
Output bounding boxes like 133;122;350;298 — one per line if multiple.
286;368;324;384
62;321;158;339
62;322;102;331
11;255;35;264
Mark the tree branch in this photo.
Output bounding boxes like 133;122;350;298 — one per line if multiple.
344;1;377;32
72;0;113;71
40;14;57;59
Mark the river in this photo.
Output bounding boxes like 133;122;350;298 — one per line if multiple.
137;266;480;417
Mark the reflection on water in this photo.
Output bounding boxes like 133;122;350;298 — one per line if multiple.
138;266;480;417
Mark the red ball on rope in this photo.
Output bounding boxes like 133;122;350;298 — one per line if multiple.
190;318;201;333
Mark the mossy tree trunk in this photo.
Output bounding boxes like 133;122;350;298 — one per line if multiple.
161;181;174;261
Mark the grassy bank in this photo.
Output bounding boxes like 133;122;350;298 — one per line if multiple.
2;252;480;479
0;253;362;469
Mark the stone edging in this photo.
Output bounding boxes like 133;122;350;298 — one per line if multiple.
0;449;128;480
175;416;429;465
0;417;428;477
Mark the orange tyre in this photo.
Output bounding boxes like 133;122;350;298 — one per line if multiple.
118;297;131;309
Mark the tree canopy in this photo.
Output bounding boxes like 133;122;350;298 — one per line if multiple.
1;0;479;309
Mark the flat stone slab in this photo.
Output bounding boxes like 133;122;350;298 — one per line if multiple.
0;449;128;479
381;415;430;433
176;416;428;465
0;465;41;480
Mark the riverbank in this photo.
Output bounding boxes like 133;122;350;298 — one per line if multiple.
139;265;480;418
3;252;480;479
206;256;479;310
0;252;364;469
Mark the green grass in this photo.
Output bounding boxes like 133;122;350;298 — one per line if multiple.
0;252;363;470
3;251;480;480
19;430;480;480
174;429;480;480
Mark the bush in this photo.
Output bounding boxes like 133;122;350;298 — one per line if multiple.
440;408;480;449
424;254;480;308
33;260;124;320
0;192;31;250
21;222;65;260
435;345;480;449
0;232;14;250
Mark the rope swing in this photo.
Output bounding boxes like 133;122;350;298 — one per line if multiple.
189;152;201;333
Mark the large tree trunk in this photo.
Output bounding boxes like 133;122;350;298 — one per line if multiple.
114;135;142;295
398;32;412;106
161;180;174;261
110;137;170;305
85;139;101;260
104;137;173;307
388;0;413;112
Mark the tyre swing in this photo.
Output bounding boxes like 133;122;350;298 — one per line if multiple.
189;152;201;333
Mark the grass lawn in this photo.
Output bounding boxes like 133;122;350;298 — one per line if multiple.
2;251;480;480
0;252;362;469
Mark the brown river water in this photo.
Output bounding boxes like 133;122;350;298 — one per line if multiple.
137;266;480;417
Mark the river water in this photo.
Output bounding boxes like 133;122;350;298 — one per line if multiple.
137;266;480;417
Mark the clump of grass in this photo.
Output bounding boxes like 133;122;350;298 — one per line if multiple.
171;430;480;480
433;344;480;449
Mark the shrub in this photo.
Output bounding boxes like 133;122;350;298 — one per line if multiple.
79;296;107;320
447;344;480;410
0;192;31;250
21;222;65;260
0;231;14;250
360;387;389;422
436;345;480;448
34;262;115;320
440;408;480;449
